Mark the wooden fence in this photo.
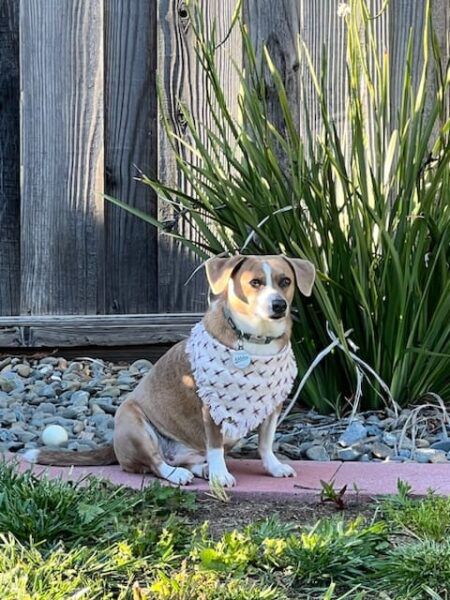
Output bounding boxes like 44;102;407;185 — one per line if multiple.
0;0;448;349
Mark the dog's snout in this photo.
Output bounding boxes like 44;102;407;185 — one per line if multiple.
272;298;287;315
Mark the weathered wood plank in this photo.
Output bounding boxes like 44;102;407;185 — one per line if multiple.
298;0;348;140
104;0;158;314
0;313;202;347
20;0;104;316
245;0;301;138
0;0;20;316
156;0;241;312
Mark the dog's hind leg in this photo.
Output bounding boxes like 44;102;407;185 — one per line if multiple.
114;400;194;485
163;441;208;479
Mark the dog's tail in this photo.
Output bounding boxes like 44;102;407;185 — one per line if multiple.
22;445;117;467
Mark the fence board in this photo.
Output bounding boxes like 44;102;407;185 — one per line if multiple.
156;0;241;313
0;0;20;316
245;0;301;138
104;0;158;314
20;0;105;316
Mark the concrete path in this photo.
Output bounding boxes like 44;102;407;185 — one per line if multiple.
7;454;450;499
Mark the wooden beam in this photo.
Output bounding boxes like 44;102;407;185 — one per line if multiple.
20;0;105;315
0;0;20;316
0;313;202;347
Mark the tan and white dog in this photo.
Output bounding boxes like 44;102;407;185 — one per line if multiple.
25;255;315;487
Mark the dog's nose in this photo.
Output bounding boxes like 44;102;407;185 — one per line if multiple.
272;298;287;315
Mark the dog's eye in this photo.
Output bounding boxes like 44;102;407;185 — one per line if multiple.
249;279;263;288
279;277;292;288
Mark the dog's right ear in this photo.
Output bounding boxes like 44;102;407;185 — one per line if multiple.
205;255;246;295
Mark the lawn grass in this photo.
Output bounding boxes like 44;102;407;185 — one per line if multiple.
0;462;449;599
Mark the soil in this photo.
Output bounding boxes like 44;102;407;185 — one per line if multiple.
188;494;377;538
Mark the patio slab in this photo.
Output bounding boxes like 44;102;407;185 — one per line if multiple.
5;453;450;499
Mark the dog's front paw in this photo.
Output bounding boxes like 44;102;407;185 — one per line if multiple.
166;466;194;485
209;470;236;488
263;456;297;478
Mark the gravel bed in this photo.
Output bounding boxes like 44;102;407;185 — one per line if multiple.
0;355;449;464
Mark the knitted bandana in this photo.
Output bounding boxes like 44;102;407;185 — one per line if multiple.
186;321;298;439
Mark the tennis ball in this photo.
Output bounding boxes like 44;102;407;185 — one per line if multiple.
42;424;68;446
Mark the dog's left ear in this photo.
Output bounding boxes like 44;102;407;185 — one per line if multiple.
283;257;316;296
205;255;246;295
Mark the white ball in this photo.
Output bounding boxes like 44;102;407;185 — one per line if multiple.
41;424;68;447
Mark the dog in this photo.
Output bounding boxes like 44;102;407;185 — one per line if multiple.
24;255;315;487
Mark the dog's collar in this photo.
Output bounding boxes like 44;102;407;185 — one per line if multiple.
223;309;284;346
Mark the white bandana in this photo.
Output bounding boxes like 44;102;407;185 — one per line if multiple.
186;321;298;439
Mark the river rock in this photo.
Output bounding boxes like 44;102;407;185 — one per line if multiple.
371;442;394;459
306;445;330;461
338;421;367;447
336;447;361;461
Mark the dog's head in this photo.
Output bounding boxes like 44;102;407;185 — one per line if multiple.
205;254;315;332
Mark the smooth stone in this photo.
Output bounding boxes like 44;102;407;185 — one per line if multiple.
371;442;394;459
38;365;53;376
73;421;85;434
416;439;430;448
382;432;398;447
16;365;32;378
366;425;382;436
397;435;413;450
398;449;411;459
0;430;16;442
415;448;438;463
39;385;56;399
40;357;59;365
365;414;381;424
359;453;371;462
71;391;90;406
130;359;153;372
430;451;448;464
58;358;68;370
15;430;38;443
68;441;98;451
116;375;135;385
100;387;120;398
336;447;361;461
0;376;15;393
39;402;56;415
338;421;367;447
0;410;17;424
91;403;105;415
0;357;12;370
306;445;330;461
94;399;117;415
59;407;80;419
38;416;77;428
431;440;450;452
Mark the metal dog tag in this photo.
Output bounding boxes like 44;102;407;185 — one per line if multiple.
232;350;251;369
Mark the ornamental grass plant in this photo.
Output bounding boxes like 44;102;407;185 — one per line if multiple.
107;0;449;413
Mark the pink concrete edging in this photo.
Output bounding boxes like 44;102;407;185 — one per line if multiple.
5;453;450;499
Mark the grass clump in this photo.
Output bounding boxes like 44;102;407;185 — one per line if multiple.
381;480;450;541
375;539;450;598
197;516;387;589
0;460;195;546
